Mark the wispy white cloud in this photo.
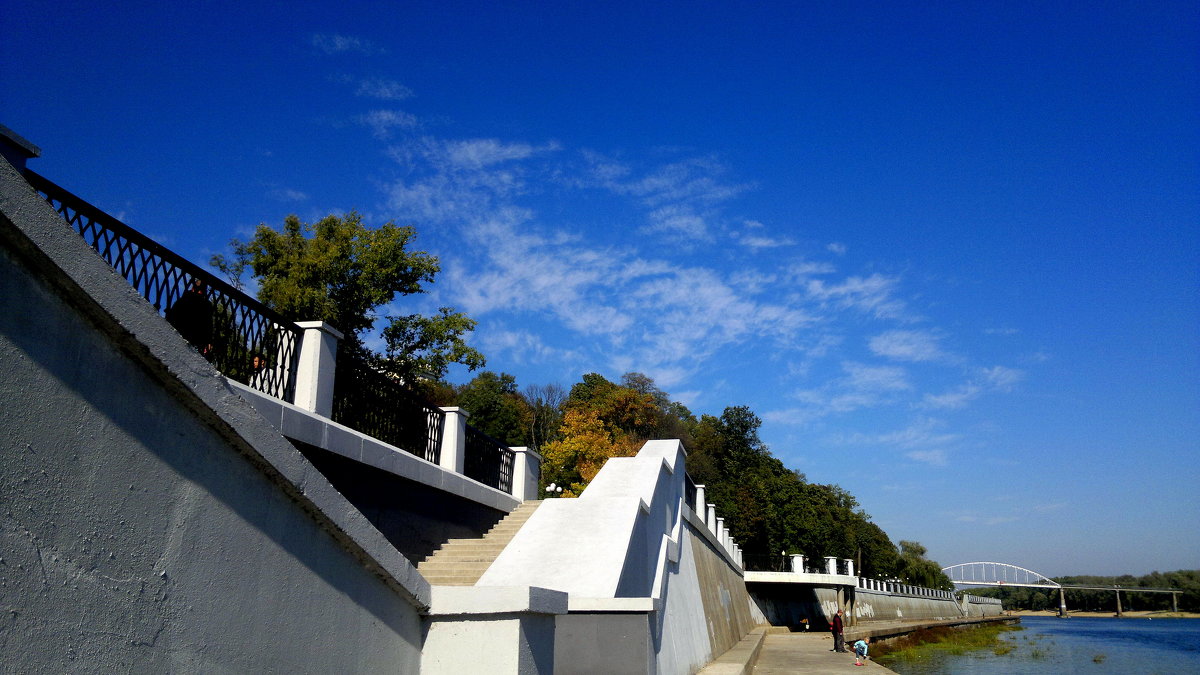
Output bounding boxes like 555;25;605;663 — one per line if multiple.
312;33;381;55
578;153;752;242
981;365;1023;390
805;274;908;320
920;365;1023;410
356;77;413;100
905;449;948;465
921;384;982;410
869;329;946;362
827;242;847;255
831;417;961;465
267;187;309;202
359;110;419;138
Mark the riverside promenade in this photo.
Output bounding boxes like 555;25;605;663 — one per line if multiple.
701;616;1014;674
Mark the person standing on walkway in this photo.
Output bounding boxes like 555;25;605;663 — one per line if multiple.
831;609;846;652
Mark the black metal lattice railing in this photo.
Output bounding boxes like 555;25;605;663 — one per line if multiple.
741;554;795;572
684;472;697;511
463;425;515;494
25;170;302;402
331;355;444;464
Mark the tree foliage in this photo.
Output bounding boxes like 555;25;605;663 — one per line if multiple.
455;372;529;446
440;368;952;585
213;211;484;383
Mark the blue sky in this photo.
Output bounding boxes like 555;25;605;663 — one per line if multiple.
5;0;1197;577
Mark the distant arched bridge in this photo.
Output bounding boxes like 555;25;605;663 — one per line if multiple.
942;561;1183;616
942;562;1060;589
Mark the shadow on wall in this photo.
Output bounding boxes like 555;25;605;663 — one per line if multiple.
749;585;833;630
1;218;417;638
297;443;508;563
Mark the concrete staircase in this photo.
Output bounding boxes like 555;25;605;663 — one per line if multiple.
417;500;543;586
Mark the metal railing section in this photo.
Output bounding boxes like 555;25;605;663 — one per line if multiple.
331;356;444;464
26;170;301;402
683;472;697;511
463;425;514;494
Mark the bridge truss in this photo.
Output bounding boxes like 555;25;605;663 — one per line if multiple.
942;562;1060;589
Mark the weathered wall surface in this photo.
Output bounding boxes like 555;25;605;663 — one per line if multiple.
961;597;1004;617
750;586;967;628
852;589;963;621
659;517;760;673
1;160;427;673
748;584;833;628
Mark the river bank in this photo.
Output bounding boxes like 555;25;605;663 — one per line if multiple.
1009;609;1199;619
876;614;1200;674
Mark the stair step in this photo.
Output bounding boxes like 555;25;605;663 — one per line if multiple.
417;501;544;586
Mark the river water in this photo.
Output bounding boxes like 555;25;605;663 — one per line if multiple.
881;616;1200;674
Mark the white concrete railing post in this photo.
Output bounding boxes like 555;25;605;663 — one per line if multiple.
438;407;469;474
694;484;706;517
844;559;855;577
706;504;717;532
825;556;837;575
292;321;343;417
791;554;805;574
510;447;543;501
715;517;726;550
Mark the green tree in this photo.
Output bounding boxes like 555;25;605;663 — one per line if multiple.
213;211;484;383
456;372;529;446
895;541;954;590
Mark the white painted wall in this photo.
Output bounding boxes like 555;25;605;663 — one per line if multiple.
478;440;761;673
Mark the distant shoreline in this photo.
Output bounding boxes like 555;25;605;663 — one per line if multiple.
1009;610;1199;619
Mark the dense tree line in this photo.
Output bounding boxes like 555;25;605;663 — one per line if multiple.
447;370;952;588
220;214;953;589
971;570;1200;612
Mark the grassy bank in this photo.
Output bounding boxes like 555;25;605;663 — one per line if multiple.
873;621;1023;666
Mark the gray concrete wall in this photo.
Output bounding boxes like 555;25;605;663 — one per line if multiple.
749;585;967;629
747;584;832;629
852;589;963;621
1;158;428;673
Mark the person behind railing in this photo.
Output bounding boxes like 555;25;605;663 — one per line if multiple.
165;277;214;359
248;351;271;391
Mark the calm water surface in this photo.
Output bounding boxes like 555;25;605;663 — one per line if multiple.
882;616;1200;675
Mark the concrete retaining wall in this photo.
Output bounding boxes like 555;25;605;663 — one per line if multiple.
749;585;969;629
853;589;963;621
1;157;428;673
961;595;1004;617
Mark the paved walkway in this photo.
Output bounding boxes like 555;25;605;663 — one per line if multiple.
752;632;895;674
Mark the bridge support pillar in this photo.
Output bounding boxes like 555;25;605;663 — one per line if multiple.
1058;587;1068;618
1173;592;1179;613
1115;588;1123;617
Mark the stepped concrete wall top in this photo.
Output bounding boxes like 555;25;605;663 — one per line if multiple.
477;440;762;674
0;157;428;673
